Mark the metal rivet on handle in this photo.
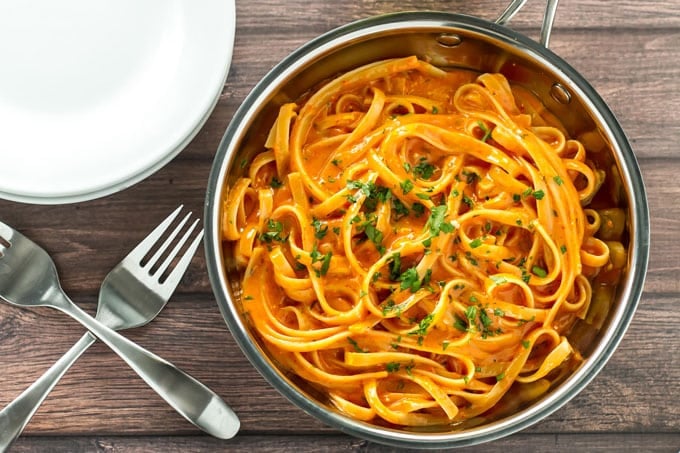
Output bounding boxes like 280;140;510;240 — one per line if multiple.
550;82;572;104
436;33;462;47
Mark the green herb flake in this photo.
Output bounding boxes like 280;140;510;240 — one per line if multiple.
477;120;492;142
310;243;332;277
399;267;421;293
532;265;547;278
389;252;402;281
270;177;283;189
465;306;478;325
453;315;468;332
412;202;426;217
408;313;434;337
469;238;483;249
400;179;414;194
260;219;288;243
414;158;436;180
405;361;415;376
347;337;366;353
554;175;564;185
522;339;531;349
311;218;328;239
386;362;401;373
426;205;454;236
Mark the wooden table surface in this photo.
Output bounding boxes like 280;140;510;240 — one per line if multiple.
1;1;678;451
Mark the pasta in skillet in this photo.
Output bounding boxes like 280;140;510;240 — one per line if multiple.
222;56;626;427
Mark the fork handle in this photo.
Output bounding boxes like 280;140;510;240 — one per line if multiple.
0;332;96;452
54;297;240;440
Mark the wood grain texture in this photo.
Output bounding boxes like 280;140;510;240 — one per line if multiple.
0;0;678;451
9;433;680;453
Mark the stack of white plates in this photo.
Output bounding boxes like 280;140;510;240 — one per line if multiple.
0;0;235;204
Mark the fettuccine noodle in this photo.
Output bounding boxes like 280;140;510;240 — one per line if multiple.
222;56;626;428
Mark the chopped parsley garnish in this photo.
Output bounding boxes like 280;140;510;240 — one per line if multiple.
409;313;434;341
521;268;531;283
347;337;366;353
522;187;544;200
331;158;342;167
496;372;506;381
469;238;483;249
522;339;531;349
532;265;547;278
311;218;328;239
386;362;401;373
355;213;385;254
260;219;287;243
426;205;454;236
382;299;401;316
391;197;410;219
270;177;283;188
400;179;414;194
421;269;432;287
477;121;492;142
388;252;402;280
479;309;492;330
560;245;567;254
554;175;564;185
413;158;436;180
465;306;478;325
412;202;426;217
310;243;332;277
462;170;478;184
399;267;421;292
453;315;468;332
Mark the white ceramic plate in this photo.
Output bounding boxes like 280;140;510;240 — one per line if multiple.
0;0;235;204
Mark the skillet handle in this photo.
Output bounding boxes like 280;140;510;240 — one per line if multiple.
495;0;559;48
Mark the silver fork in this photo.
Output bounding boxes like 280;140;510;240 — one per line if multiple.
0;207;239;449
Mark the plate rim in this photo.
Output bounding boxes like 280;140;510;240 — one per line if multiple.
0;0;236;205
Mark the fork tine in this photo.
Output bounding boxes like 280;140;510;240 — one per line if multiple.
0;220;15;243
160;228;204;297
153;218;200;278
142;211;192;271
125;205;184;264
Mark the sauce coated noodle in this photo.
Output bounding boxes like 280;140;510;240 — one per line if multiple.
222;56;625;428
